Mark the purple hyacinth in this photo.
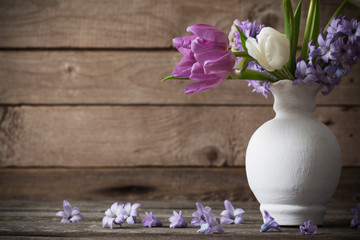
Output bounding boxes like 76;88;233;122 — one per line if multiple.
260;210;281;232
142;212;163;228
102;202;126;229
300;220;317;235
220;200;245;224
197;207;224;234
169;210;188;228
350;203;360;230
55;200;85;223
247;80;271;98
294;60;318;85
297;16;360;95
191;202;211;226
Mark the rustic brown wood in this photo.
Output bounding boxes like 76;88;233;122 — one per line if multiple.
0;200;359;239
0;0;358;48
0;51;359;105
0;167;358;202
0;106;358;167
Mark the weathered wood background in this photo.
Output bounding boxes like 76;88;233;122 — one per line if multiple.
0;0;359;201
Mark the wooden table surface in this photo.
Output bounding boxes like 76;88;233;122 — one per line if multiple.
1;200;359;239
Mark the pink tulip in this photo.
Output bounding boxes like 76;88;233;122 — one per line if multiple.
172;24;235;94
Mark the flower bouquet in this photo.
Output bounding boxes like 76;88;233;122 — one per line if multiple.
162;0;359;226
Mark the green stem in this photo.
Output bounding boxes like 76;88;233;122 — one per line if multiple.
300;0;316;60
282;66;295;80
323;0;349;34
234;52;250;58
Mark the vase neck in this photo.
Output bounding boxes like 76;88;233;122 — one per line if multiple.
270;80;323;117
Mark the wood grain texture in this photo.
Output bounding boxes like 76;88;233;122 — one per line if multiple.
0;200;359;239
0;51;359;105
0;167;358;202
0;106;358;167
0;0;359;48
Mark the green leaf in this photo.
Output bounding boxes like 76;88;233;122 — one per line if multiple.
284;0;296;75
240;58;252;75
235;69;275;82
323;0;349;34
283;0;291;41
161;75;189;82
300;0;316;60
234;24;248;52
309;0;320;46
234;51;250;58
293;0;302;55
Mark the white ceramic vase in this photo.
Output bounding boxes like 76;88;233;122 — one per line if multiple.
245;80;341;226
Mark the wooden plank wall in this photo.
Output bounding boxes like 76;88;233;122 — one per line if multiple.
0;0;359;201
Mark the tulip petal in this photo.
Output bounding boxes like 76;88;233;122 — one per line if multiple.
172;56;196;78
187;24;228;45
204;51;235;74
265;35;289;70
246;38;260;62
185;74;226;94
173;35;196;50
191;37;228;66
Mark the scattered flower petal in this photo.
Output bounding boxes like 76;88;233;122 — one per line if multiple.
300;220;317;235
350;202;360;229
142;212;163;228
169;210;188;228
260;210;281;232
197;207;223;234
191;202;211;226
55;200;85;223
102;202;125;228
220;199;245;224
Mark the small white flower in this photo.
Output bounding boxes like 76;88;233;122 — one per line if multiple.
246;27;289;72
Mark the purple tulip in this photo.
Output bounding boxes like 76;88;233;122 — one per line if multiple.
172;24;235;94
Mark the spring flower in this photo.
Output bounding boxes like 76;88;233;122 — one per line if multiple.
260;210;281;232
191;202;211;226
350;203;360;229
246;27;290;72
300;220;317;235
169;210;188;228
247;80;271;98
102;202;125;229
142;212;163;228
294;60;318;85
120;202;141;224
172;24;235;94
197;208;224;234
55;200;85;223
220;200;245;224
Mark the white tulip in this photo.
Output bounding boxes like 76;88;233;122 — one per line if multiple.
245;27;289;72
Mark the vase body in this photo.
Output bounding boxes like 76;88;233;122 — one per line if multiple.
245;80;341;225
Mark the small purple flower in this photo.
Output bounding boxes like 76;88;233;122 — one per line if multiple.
172;24;235;94
121;202;141;224
220;200;245;224
326;16;349;38
347;19;360;44
247;80;271;98
142;212;163;228
197;208;224;234
260;210;281;232
317;33;333;63
102;202;125;229
300;220;317;235
191;202;211;226
294;60;318;85
55;200;85;223
169;210;188;228
350;203;360;229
